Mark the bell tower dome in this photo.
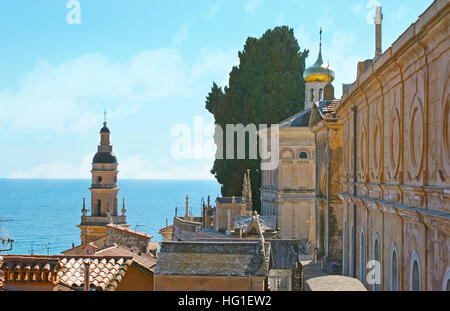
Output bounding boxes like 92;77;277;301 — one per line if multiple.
78;114;128;244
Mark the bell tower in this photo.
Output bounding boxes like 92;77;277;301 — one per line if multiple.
78;114;128;244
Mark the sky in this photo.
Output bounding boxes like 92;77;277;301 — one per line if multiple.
0;0;434;179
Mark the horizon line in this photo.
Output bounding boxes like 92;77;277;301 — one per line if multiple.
0;177;217;181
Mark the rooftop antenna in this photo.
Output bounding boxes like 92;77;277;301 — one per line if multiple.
29;242;35;255
41;242;51;255
0;222;13;252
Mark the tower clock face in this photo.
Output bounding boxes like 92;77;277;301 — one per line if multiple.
97;176;102;183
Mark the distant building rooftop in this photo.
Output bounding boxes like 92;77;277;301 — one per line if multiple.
235;215;276;232
158;225;173;234
279;108;312;128
106;224;153;239
96;245;157;272
155;241;271;277
216;197;244;204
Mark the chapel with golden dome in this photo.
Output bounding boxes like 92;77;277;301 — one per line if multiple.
303;28;335;109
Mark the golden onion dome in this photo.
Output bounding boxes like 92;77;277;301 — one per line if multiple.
303;41;335;83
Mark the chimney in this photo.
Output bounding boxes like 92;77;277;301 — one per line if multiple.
184;195;189;219
374;6;383;60
83;259;91;291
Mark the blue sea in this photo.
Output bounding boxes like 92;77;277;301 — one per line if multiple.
0;179;221;255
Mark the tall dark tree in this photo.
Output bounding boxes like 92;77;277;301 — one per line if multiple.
205;26;308;213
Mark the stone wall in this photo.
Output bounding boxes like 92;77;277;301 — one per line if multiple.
171;217;201;241
105;224;151;254
337;0;450;291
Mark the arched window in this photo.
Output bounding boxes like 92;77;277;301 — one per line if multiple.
443;268;450;291
373;233;381;291
97;176;102;184
96;199;101;216
319;88;323;101
113;198;118;215
350;223;355;277
310;88;315;101
360;228;366;285
390;243;399;291
343;217;347;275
410;251;421;291
299;152;308;159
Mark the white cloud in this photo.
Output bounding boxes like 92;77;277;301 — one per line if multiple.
245;0;262;14
7;153;215;180
8;153;94;179
172;20;197;46
192;48;238;87
206;0;222;20
351;2;364;17
0;47;237;134
120;155;215;180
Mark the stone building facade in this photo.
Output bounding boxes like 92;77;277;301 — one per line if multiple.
212;171;253;233
310;85;344;272
260;111;316;246
337;0;450;291
105;224;153;254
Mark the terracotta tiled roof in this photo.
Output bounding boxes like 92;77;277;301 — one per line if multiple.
57;256;133;291
158;225;173;234
61;236;106;255
0;255;134;291
107;224;153;239
148;241;159;252
53;284;74;291
96;245;157;272
1;255;62;283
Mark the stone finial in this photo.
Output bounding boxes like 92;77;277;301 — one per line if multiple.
121;198;126;216
81;198;87;216
106;206;112;224
185;195;189;219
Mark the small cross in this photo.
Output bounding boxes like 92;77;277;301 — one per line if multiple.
104;110;107;123
319;27;322;46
